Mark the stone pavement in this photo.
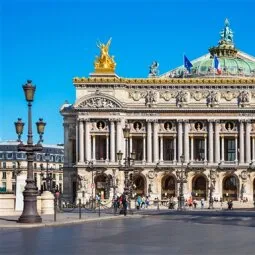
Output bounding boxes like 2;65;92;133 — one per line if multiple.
0;211;141;229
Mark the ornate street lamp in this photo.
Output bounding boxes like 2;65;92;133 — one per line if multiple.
14;80;46;223
116;125;136;196
176;154;186;210
87;161;95;209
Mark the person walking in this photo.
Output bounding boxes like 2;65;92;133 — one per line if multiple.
121;193;128;216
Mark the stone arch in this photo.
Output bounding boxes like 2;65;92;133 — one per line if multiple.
222;174;239;201
161;174;177;199
132;174;147;197
94;173;110;199
192;174;207;200
74;93;123;109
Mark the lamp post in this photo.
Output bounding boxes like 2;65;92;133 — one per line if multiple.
14;80;46;223
176;154;186;210
116;125;136;196
208;168;216;209
87;161;94;209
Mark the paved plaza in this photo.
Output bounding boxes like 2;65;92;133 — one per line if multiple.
1;210;255;255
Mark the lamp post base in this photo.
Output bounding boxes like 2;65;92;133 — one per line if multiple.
18;188;42;223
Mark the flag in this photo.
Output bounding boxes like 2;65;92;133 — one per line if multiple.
184;55;193;73
214;56;222;74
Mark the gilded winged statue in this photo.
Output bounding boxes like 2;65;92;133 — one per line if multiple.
94;38;116;73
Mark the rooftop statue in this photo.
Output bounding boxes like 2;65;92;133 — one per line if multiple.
220;18;234;44
149;61;159;77
94;38;116;73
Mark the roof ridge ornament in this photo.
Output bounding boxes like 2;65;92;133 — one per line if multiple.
94;38;116;74
219;18;234;45
209;18;237;58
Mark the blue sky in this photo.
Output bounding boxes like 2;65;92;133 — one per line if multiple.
1;0;255;144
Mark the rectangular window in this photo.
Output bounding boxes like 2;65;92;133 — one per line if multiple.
132;137;143;160
225;138;235;161
194;139;205;161
163;138;174;161
3;162;6;168
16;153;23;159
0;153;3;159
2;172;6;179
12;183;16;192
0;182;6;192
34;163;37;169
95;136;106;160
12;171;15;179
59;174;62;181
7;153;13;159
53;174;56;180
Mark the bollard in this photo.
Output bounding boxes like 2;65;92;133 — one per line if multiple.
79;199;81;219
157;200;160;211
54;195;57;222
98;199;101;217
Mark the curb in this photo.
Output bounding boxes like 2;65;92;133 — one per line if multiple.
0;214;142;229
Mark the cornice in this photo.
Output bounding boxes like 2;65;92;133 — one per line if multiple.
73;77;255;86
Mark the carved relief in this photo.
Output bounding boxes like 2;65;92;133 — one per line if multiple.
129;91;146;101
78;97;121;108
176;90;189;107
160;91;175;101
190;90;207;101
221;91;238;101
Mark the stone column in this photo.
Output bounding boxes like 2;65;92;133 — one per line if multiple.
184;121;189;163
64;123;69;165
215;121;220;163
177;120;183;162
245;121;251;163
190;135;194;162
173;135;177;163
252;136;255;162
204;135;207;162
76;120;79;163
239;120;244;164
116;120;122;153
106;135;109;161
110;120;115;162
85;120;91;161
79;120;84;163
208;120;214;164
221;135;224;162
143;135;146;163
147;121;152;163
235;135;238;163
92;135;96;161
160;135;163;162
153;121;159;163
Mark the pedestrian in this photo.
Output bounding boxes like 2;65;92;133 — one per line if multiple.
121;193;128;216
193;199;197;209
201;198;204;209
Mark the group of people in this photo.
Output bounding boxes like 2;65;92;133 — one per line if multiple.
113;193;128;216
185;197;205;209
136;195;150;209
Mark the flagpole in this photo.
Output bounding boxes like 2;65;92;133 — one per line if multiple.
183;53;185;79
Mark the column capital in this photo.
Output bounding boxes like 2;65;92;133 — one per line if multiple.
238;119;245;123
109;118;117;122
177;119;184;123
208;119;215;123
146;119;158;123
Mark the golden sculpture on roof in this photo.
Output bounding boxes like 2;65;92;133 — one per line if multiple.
94;38;116;73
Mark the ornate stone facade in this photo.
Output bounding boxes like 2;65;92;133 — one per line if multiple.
61;21;255;206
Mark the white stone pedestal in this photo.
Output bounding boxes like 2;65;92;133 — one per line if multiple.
41;191;54;214
15;173;27;211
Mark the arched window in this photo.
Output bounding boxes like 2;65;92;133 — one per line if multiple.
161;175;176;199
192;176;207;200
222;175;238;201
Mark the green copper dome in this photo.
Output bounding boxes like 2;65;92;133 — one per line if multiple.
161;19;255;78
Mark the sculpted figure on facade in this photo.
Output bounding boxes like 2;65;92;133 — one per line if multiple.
239;90;250;106
149;61;159;77
129;90;147;101
207;90;220;107
220;18;234;44
79;97;120;109
176;90;189;107
145;90;157;107
190;90;206;101
160;91;175;101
